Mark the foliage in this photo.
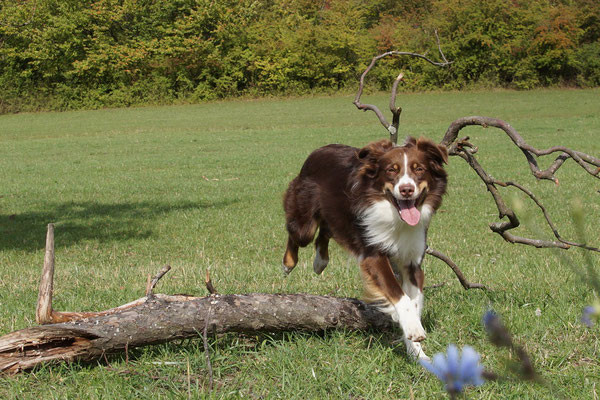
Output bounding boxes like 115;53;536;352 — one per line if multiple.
0;0;599;112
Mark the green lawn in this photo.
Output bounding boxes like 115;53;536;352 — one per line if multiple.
1;89;599;399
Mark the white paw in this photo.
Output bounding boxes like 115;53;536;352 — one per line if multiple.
404;338;430;361
395;297;426;342
401;318;426;342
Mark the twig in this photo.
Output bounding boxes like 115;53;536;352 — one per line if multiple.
146;265;172;296
425;247;488;290
498;180;600;252
433;29;450;65
102;351;112;369
187;358;192;399
34;230;171;324
424;282;447;290
205;270;218;295
442;116;600;182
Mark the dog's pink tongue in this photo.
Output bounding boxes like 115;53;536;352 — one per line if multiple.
399;200;420;226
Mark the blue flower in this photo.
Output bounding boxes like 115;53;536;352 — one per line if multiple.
582;305;597;327
420;344;485;394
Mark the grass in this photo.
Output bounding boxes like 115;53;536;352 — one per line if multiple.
0;88;599;399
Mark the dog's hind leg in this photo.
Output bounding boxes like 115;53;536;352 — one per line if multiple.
282;236;299;275
313;223;331;274
282;178;319;275
282;219;318;275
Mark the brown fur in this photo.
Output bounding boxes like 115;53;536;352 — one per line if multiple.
282;137;447;312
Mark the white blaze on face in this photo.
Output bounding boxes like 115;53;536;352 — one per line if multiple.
393;153;419;200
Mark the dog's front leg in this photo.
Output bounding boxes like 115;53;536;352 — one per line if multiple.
399;262;429;360
360;255;426;343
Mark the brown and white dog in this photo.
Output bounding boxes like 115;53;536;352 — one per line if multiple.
282;137;448;360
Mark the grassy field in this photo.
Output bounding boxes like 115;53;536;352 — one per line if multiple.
0;88;599;399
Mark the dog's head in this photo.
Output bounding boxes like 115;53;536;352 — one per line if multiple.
356;137;448;226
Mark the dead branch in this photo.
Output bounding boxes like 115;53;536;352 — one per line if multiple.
354;50;599;290
0;226;395;375
425;247;488;290
353;32;452;144
1;294;394;376
441;122;600;253
441;117;600;182
146;265;171;296
36;223;55;324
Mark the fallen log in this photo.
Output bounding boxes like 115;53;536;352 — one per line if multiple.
0;225;395;375
0;292;394;375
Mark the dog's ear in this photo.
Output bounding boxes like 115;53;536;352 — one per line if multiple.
403;136;417;148
357;139;394;178
417;137;448;176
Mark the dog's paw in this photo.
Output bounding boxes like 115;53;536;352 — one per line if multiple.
403;322;426;342
404;339;430;361
281;263;294;276
395;299;426;342
312;253;329;274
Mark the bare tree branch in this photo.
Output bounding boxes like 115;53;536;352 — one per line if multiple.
497;180;600;252
354;49;599;289
441;122;600;253
426;247;488;290
34;224;167;324
433;29;450;65
0;226;400;375
353;42;452;143
441;116;600;182
145;265;171;296
205;270;218;295
1;255;397;376
36;223;55;324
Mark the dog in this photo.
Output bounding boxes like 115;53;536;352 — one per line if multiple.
282;136;448;360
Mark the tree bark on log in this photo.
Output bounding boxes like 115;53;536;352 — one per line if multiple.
0;224;394;376
0;293;394;375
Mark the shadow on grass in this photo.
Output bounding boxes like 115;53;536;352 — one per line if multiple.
0;199;238;252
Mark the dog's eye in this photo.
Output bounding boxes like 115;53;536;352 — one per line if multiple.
386;167;398;174
414;166;425;173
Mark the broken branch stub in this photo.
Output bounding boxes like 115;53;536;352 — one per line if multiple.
36;223;55;324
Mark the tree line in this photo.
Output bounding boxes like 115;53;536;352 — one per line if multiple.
1;0;598;113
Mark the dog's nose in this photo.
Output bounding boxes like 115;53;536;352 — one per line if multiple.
399;184;414;198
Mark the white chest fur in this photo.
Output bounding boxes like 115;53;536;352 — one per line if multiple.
359;201;433;266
